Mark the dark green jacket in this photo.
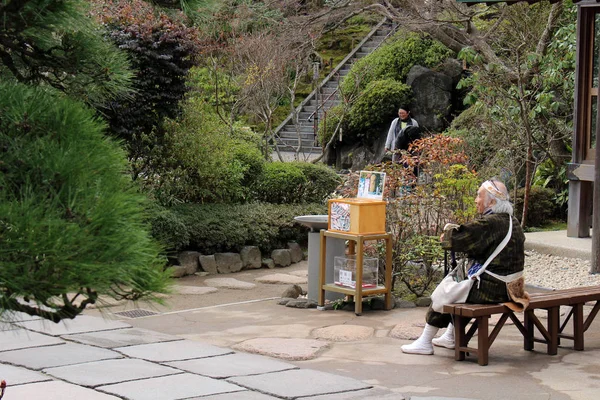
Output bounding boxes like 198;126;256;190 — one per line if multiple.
441;213;525;304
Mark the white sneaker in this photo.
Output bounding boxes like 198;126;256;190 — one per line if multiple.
432;336;455;349
401;341;434;355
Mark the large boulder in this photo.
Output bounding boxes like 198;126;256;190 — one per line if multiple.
240;246;262;269
406;65;453;132
177;251;200;275
199;254;218;275
169;265;187;278
214;252;243;274
287;242;303;263
271;249;292;268
336;143;375;171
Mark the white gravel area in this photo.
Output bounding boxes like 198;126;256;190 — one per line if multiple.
524;250;600;289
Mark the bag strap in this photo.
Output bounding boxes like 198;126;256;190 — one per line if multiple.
470;215;513;286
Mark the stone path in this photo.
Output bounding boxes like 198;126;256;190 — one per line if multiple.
0;311;400;399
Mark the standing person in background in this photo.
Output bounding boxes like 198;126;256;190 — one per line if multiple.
384;107;419;162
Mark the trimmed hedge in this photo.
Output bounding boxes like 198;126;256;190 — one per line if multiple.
148;202;328;254
252;162;341;204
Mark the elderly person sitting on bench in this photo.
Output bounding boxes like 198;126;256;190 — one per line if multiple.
401;179;526;355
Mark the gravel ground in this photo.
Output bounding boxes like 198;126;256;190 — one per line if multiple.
525;250;600;289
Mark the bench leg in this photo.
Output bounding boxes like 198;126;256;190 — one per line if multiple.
573;303;584;351
548;306;559;355
477;316;489;366
524;309;534;351
454;316;467;361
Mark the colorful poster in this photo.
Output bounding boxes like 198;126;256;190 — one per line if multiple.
330;202;351;232
357;171;385;200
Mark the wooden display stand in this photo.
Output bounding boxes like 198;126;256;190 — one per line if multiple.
327;198;387;235
318;230;393;315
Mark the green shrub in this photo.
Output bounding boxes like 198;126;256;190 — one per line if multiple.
149;99;265;205
346;79;412;143
147;205;191;252
341;30;453;94
317;104;345;146
253;162;308;204
292;162;342;202
252;162;341;204
148;202;327;253
514;186;556;228
231;139;265;189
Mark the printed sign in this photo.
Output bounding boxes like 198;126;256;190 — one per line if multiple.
330;202;351;232
357;170;386;200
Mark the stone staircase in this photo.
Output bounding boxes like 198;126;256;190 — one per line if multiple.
273;18;396;161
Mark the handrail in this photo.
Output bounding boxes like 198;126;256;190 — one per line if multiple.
273;17;394;137
307;84;340;122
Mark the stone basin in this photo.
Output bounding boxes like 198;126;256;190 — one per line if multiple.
294;215;328;232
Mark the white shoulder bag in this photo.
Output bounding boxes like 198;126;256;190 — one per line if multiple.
430;216;512;313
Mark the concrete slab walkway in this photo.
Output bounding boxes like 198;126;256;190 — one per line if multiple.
0;311;397;399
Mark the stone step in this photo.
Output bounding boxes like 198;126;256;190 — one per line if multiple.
277;137;318;147
281;125;315;134
276;139;321;150
319;99;340;109
273;19;397;146
279;131;316;140
321;86;338;94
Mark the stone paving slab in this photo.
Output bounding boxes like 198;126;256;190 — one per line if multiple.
308;388;405;399
186;391;282;400
173;285;219;295
0;328;64;351
227;368;371;398
0;342;121;370
44;358;182;387
15;315;131;336
63;327;181;348
8;381;121;400
312;324;374;341
166;352;296;378
255;273;307;285
98;372;246;400
411;397;478;400
1;311;43;322
0;321;18;331
115;339;232;362
232;337;330;361
204;277;257;290
0;363;52;385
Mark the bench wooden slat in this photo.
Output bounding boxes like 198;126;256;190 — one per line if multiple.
442;285;600;366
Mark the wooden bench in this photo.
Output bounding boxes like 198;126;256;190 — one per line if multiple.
442;286;600;366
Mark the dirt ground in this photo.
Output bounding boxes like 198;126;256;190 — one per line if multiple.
86;261;310;318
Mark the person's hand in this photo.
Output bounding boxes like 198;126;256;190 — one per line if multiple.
440;233;445;242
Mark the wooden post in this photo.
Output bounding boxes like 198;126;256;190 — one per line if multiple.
593;40;600;272
591;29;600;271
